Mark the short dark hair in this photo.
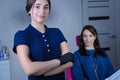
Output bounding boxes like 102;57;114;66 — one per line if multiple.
26;0;51;14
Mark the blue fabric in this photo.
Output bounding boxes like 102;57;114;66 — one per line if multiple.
72;49;115;80
13;24;67;80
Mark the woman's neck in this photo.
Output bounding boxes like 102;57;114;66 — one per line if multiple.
31;21;45;33
85;46;95;50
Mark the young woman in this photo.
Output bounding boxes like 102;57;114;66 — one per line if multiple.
72;25;115;80
13;0;73;80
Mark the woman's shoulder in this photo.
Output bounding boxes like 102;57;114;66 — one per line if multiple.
15;25;30;35
14;29;30;41
74;49;89;57
74;50;79;53
97;49;108;57
45;24;63;33
48;27;61;32
14;30;25;37
74;50;81;56
48;27;65;36
15;29;29;36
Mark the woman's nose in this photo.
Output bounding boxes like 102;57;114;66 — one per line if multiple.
39;7;45;14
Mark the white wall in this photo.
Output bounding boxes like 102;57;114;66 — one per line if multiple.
47;0;83;52
0;0;83;80
0;0;29;80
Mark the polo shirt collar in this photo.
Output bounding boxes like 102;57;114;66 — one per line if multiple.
26;24;49;36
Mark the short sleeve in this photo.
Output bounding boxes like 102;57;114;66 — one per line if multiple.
56;28;67;43
13;30;29;53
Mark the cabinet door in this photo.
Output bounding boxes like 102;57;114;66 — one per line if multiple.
0;70;10;80
82;0;116;69
0;60;10;80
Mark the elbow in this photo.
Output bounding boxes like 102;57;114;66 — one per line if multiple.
24;67;44;76
26;72;32;76
21;62;46;76
69;62;73;67
25;69;35;76
23;66;37;76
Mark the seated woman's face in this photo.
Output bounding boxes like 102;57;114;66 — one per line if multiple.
83;29;96;49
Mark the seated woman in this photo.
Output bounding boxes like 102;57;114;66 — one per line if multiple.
72;25;115;80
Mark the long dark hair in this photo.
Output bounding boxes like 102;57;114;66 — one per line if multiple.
79;25;106;57
26;0;51;15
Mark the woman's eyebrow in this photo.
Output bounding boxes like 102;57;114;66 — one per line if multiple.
34;3;41;6
44;4;49;6
35;3;49;6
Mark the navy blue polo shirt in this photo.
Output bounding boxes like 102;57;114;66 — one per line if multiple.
13;24;67;80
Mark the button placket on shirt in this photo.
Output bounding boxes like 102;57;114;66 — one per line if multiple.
42;34;51;53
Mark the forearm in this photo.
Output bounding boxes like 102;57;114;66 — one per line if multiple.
21;59;60;76
43;51;73;76
44;62;73;76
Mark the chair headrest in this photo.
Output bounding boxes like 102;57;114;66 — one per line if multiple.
76;35;81;46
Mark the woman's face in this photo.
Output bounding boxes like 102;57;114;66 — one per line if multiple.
29;0;50;24
83;29;96;49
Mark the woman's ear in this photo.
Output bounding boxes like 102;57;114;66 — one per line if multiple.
28;10;30;14
28;11;31;16
28;7;32;15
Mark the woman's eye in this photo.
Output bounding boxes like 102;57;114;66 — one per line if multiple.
35;6;40;9
89;35;93;37
44;6;49;9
